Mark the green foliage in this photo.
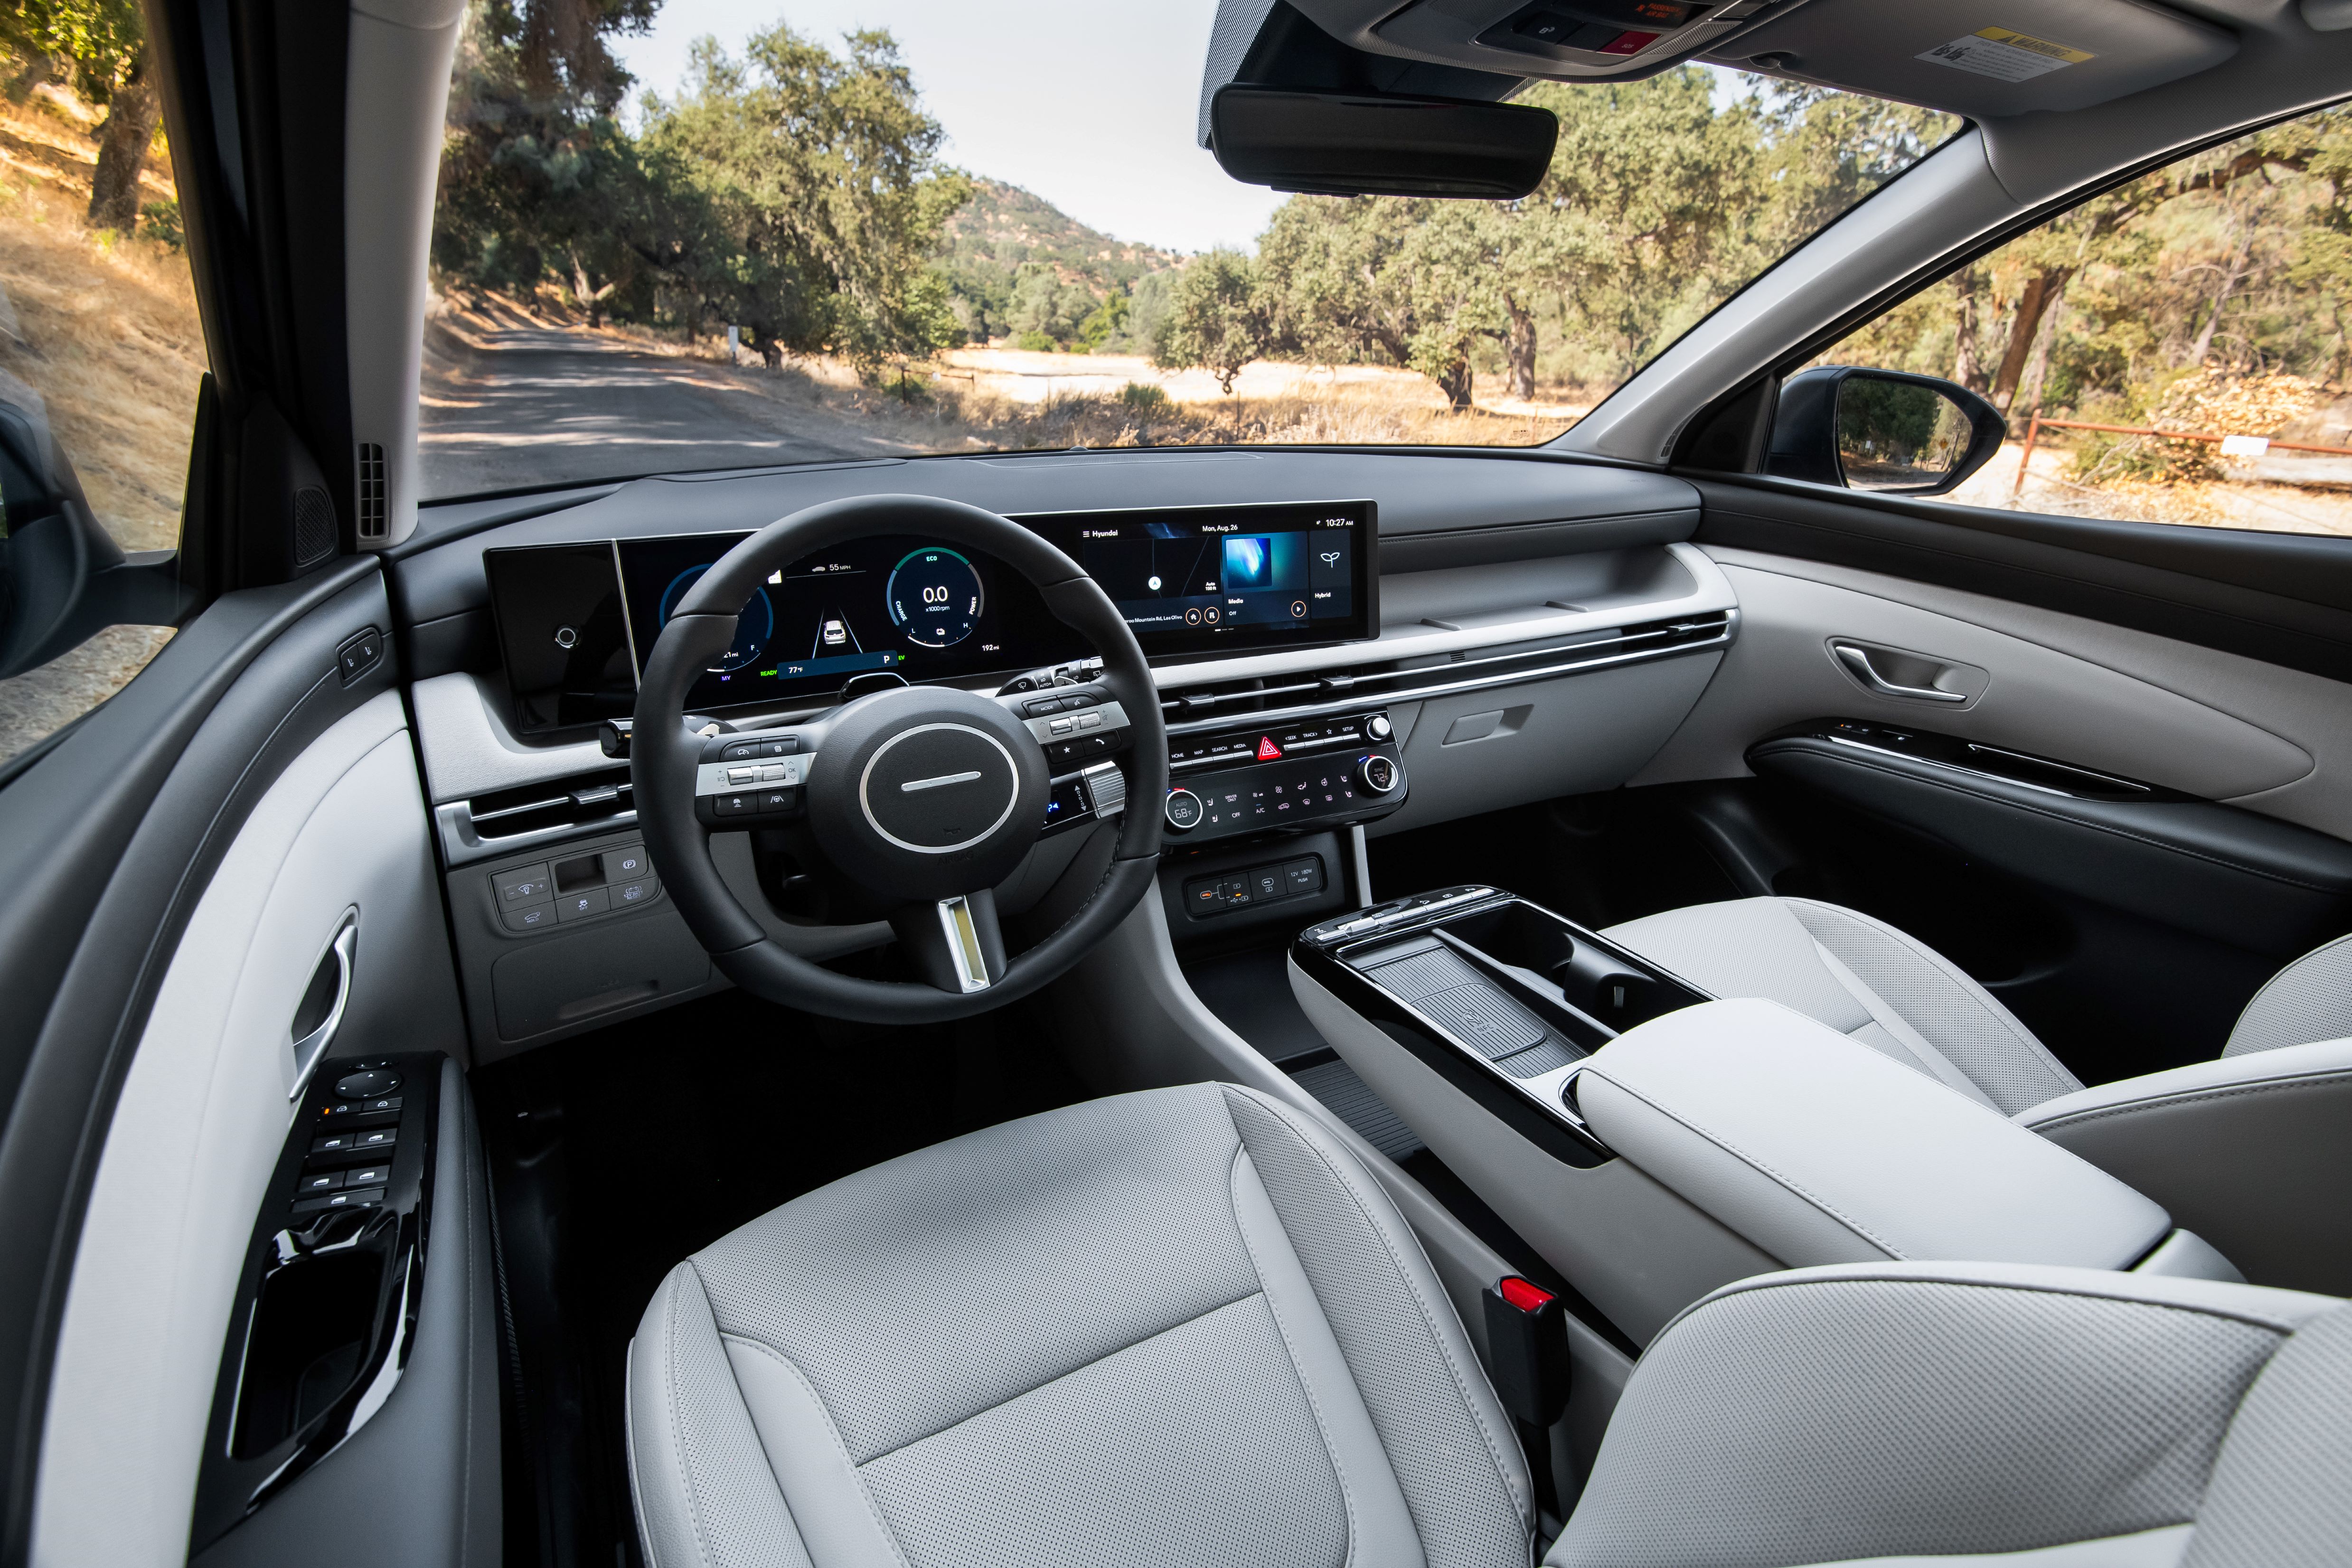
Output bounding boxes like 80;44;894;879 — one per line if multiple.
139;197;179;249
435;8;969;367
1118;381;1169;412
3;0;142;102
1153;250;1269;393
1014;329;1056;352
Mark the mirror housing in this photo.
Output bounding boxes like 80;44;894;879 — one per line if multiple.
1209;85;1559;199
1767;366;2006;497
0;396;186;680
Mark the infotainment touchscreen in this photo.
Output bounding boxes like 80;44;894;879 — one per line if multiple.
484;499;1377;730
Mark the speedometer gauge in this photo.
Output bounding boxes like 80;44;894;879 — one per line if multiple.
885;547;985;648
658;564;774;672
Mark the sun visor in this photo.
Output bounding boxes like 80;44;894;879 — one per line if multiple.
1707;0;2238;117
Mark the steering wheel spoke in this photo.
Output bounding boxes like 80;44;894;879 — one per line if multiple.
890;888;1007;996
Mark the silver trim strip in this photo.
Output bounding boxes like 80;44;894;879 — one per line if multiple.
902;770;983;793
1165;617;1733;740
937;896;992;992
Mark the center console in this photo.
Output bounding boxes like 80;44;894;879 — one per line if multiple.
1290;887;2227;1344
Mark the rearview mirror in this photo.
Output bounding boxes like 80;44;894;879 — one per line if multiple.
0;393;185;680
1209;85;1559;199
1766;366;2006;497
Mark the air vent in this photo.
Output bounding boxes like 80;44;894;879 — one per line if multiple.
355;442;386;541
1162;612;1733;730
292;485;336;568
463;766;632;841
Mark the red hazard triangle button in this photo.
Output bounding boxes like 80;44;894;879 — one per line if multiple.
1256;736;1283;760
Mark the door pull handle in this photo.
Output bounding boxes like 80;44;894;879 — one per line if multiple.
289;912;358;1101
1831;642;1968;704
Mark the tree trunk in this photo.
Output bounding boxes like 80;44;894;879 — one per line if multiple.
2185;219;2257;368
2012;275;2070;420
88;52;163;233
1989;267;2071;414
1435;356;1474;412
1505;297;1536;401
1951;265;1982;393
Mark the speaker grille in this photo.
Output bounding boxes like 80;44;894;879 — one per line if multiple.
356;442;386;541
292;485;336;568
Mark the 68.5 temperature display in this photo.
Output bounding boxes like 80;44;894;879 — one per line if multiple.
885;547;985;648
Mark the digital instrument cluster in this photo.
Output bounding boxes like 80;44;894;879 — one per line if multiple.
485;500;1377;732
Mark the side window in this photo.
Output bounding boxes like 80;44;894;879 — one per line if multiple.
1812;102;2352;535
0;18;202;763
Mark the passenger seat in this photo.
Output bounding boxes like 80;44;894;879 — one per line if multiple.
1603;899;2352;1294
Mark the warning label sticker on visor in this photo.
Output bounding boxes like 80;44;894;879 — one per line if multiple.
1918;26;2096;82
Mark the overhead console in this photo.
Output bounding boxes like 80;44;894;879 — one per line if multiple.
483;499;1377;734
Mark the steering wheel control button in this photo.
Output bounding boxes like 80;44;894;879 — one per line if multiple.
711;792;757;820
1361;755;1400;793
331;1069;400;1100
755;787;797;814
495;865;553;905
1076;711;1102;729
1164;789;1204;830
1047;716;1075;736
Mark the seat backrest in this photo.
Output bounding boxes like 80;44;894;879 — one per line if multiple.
2226;931;2352;1056
1547;1261;2346;1568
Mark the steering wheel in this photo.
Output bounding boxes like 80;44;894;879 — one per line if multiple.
631;495;1168;1023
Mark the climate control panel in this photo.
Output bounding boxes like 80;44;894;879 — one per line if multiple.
1159;709;1406;845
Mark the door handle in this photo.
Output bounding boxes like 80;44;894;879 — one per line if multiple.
1830;642;1968;704
289;912;358;1101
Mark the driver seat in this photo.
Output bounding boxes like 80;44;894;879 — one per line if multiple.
625;1082;1535;1568
627;1082;2352;1568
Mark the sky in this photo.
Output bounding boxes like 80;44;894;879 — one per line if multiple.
612;0;1290;255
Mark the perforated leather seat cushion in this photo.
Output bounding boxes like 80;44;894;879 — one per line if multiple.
625;1082;1533;1568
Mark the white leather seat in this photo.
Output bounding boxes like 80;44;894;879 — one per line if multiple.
1604;899;2352;1293
624;1083;2352;1568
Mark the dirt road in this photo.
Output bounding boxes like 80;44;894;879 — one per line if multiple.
419;314;930;497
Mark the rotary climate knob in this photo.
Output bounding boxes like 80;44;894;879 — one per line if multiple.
1165;788;1204;830
1360;755;1399;794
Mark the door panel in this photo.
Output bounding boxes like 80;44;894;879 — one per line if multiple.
1639;549;2352;838
1638;557;2317;803
33;689;465;1566
0;563;401;1560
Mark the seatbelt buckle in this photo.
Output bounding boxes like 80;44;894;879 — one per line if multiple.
1482;1275;1571;1427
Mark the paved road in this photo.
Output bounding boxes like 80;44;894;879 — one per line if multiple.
419;322;916;497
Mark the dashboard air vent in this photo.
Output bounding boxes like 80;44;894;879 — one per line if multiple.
463;765;632;841
1161;612;1731;729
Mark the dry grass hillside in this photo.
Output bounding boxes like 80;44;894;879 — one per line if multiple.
0;82;197;761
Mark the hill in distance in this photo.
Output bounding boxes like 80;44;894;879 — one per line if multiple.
936;178;1185;347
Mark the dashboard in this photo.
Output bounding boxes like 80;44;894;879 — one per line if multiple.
485;500;1376;732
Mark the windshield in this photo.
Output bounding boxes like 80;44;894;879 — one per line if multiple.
419;2;1954;498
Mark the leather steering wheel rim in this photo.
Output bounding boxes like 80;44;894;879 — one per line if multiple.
632;494;1168;1023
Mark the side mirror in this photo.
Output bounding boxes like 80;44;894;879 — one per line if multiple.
1209;85;1559;199
1766;366;2006;497
0;394;185;680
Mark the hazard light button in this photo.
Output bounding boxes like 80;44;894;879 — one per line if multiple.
1256;736;1282;760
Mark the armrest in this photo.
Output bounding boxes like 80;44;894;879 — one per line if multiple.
2022;1037;2352;1296
1573;999;2172;1271
1548;1261;2337;1568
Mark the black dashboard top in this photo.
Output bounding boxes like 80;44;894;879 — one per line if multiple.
392;448;1703;696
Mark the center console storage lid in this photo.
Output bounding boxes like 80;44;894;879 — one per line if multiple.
1573;999;2174;1272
